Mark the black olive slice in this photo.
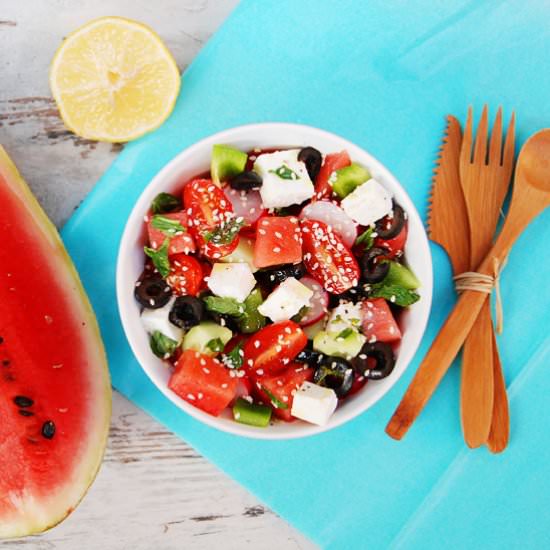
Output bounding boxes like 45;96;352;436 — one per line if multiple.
298;147;323;182
255;263;306;288
295;345;324;367
134;276;172;309
359;247;390;283
351;342;396;380
168;296;205;329
229;171;263;191
375;203;405;240
314;356;354;397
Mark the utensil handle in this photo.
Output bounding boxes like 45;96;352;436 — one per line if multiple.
487;327;510;453
460;300;494;447
386;288;487;440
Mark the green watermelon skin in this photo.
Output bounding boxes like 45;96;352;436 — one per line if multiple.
0;146;111;539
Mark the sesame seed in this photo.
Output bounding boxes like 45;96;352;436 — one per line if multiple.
221;383;228;389
202;367;210;374
258;229;267;235
187;394;196;401
254;340;261;348
256;369;264;375
273;247;281;253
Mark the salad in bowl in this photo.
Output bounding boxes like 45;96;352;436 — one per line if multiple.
117;123;432;439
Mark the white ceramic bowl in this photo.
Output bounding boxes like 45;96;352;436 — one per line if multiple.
117;123;433;439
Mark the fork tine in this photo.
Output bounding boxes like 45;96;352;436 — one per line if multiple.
502;111;516;175
473;104;489;164
488;107;503;165
460;106;473;167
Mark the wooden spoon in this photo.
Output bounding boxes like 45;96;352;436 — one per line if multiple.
386;129;550;440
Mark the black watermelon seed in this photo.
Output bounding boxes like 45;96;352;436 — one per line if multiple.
2;359;9;367
42;420;56;439
14;395;34;408
0;336;4;344
18;410;34;417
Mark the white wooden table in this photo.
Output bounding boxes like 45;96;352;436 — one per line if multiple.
0;2;315;548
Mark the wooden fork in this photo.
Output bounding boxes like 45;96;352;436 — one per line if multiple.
459;106;515;449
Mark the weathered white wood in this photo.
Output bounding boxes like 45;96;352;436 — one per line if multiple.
0;2;317;548
2;393;314;549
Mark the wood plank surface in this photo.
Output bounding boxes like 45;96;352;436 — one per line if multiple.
0;2;316;548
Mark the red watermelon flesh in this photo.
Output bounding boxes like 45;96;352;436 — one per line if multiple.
0;146;111;538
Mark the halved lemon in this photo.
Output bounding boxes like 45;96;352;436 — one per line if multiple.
49;16;181;143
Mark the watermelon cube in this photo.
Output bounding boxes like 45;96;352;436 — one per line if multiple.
253;216;302;268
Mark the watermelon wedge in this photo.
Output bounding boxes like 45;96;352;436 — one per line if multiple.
0;146;111;538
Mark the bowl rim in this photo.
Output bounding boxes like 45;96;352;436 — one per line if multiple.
116;122;433;440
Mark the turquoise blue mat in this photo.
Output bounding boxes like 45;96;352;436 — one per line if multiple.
62;1;550;547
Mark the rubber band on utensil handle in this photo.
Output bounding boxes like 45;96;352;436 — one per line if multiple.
453;257;505;334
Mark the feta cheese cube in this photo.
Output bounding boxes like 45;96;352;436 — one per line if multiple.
254;149;314;208
291;381;338;426
258;277;313;323
341;178;393;226
207;263;256;303
141;297;183;343
326;301;363;333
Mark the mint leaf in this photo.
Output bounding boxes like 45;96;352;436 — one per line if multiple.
144;239;170;278
204;296;245;316
206;337;225;353
151;214;186;236
269;164;299;180
150;331;178;358
222;342;244;369
238;288;266;333
336;327;354;340
262;386;288;410
355;226;375;251
151;192;181;214
203;218;244;245
368;284;420;307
